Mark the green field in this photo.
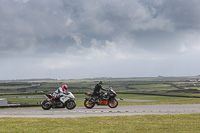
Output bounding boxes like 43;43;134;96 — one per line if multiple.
1;77;200;95
1;77;200;106
0;114;200;133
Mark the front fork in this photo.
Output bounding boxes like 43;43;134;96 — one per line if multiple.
109;98;115;103
85;97;95;104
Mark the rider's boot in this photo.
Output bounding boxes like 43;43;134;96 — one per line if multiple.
50;97;56;102
50;97;56;108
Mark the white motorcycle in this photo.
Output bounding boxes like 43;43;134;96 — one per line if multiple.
41;92;76;110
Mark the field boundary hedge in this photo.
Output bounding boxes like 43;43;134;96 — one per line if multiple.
0;104;41;108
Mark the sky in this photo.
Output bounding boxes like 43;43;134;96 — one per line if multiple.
0;0;200;80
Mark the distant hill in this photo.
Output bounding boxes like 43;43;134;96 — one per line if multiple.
1;75;200;83
67;75;200;82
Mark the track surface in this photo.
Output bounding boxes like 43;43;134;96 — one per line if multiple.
1;104;200;118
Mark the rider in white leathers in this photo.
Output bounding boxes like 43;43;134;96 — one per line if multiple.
51;85;68;101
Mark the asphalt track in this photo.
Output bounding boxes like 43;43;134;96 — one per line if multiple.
1;104;200;118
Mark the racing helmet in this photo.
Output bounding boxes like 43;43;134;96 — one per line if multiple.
62;84;68;91
99;81;103;85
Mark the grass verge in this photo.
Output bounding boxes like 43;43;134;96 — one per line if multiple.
0;114;200;133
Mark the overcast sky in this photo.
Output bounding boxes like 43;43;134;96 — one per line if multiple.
0;0;200;80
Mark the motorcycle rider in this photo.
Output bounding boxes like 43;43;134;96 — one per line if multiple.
92;81;107;102
51;84;68;102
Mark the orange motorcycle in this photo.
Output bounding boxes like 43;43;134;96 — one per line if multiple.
84;87;118;109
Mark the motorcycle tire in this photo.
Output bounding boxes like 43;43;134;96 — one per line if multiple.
65;99;76;110
84;99;95;109
108;99;118;108
41;100;52;110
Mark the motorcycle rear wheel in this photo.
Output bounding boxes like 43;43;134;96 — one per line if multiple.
84;99;95;109
65;100;76;110
108;99;118;108
41;100;52;110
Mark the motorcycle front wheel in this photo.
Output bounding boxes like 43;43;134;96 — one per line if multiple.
84;99;95;109
108;99;118;108
41;100;52;110
65;100;76;110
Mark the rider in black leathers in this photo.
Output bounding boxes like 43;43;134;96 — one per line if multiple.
92;81;107;102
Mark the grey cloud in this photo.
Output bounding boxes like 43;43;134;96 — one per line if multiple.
1;0;197;54
140;0;200;30
0;0;70;53
161;0;200;30
1;0;200;79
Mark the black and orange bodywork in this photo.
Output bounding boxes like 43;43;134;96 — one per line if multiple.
97;100;108;105
85;92;108;105
84;88;118;109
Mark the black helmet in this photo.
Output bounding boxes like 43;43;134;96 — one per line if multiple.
99;81;103;85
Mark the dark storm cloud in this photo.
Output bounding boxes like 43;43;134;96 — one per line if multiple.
161;0;200;29
0;0;74;54
1;0;199;54
139;0;200;29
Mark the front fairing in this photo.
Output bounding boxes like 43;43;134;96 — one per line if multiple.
59;92;75;103
67;92;75;99
109;89;117;98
